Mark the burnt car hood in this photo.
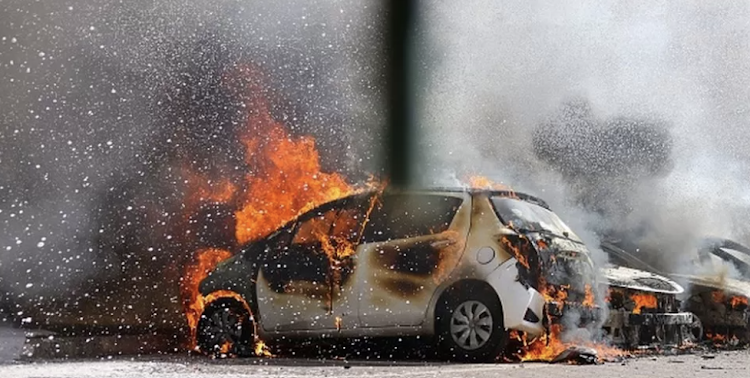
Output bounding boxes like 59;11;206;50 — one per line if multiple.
602;265;683;294
668;273;750;298
602;238;750;297
700;238;750;280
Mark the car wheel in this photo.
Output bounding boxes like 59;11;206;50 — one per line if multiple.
197;300;254;357
437;288;507;362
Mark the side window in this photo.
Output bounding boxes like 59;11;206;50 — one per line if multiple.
329;196;371;243
263;197;369;293
362;194;463;243
264;208;337;293
292;209;338;245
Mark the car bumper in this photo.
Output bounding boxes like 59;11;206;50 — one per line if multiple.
545;301;696;328
605;308;697;328
485;259;546;337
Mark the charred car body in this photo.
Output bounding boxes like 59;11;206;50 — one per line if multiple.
197;188;695;361
603;238;750;343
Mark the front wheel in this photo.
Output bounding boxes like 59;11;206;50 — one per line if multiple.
197;299;254;357
437;288;507;362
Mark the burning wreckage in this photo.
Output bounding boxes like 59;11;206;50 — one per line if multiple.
602;237;750;344
192;187;702;362
179;81;738;362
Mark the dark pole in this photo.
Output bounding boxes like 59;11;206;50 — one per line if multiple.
383;0;414;188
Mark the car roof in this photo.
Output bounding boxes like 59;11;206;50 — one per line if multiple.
367;186;551;210
249;186;552;245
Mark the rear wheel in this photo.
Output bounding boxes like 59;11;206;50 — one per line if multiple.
197;300;254;357
437;286;507;362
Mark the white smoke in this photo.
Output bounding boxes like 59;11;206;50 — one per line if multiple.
415;1;750;277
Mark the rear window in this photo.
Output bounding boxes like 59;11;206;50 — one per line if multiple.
491;197;581;242
362;194;463;243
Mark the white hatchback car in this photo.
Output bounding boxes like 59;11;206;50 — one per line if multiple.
198;188;599;361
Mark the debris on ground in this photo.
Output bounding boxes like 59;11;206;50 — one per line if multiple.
550;346;600;365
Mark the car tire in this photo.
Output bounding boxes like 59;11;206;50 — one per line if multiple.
197;299;255;357
436;287;507;362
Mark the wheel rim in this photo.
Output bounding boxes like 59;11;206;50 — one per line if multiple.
450;300;493;351
688;314;703;342
202;307;245;351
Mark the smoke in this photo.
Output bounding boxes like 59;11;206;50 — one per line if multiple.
0;0;382;328
415;1;750;278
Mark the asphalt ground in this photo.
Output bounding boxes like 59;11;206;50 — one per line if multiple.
1;349;749;378
2;320;749;378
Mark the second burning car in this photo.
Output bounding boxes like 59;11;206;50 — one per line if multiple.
196;187;695;361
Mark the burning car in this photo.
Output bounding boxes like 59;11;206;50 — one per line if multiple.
195;187;695;361
599;265;700;348
602;238;750;343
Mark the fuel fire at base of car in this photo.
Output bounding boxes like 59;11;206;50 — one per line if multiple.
508;325;626;363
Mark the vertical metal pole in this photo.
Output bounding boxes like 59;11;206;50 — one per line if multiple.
384;0;414;188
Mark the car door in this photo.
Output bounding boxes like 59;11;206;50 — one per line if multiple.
354;192;471;328
256;203;341;332
324;194;376;331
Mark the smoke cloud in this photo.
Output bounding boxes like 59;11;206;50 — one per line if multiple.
415;1;750;277
0;0;383;329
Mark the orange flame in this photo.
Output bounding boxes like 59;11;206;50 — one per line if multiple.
254;340;273;357
712;290;726;303
712;291;748;309
517;324;569;362
630;293;657;315
231;66;355;244
466;175;513;191
500;235;531;269
181;66;368;352
509;282;624;362
705;331;727;343
181;248;233;349
543;284;569;305
514;324;624;363
582;284;596;308
730;295;748;309
219;341;232;356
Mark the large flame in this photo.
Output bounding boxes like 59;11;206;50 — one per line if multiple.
181;66;361;353
231;66;355;244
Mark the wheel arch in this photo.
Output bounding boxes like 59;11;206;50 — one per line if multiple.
429;279;504;334
196;293;257;355
201;291;255;324
199;261;260;321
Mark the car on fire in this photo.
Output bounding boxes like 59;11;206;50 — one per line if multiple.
602;237;750;342
196;188;696;361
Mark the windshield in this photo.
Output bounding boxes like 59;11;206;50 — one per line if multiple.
490;197;582;243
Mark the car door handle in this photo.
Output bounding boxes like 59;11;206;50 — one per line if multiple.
430;240;455;249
